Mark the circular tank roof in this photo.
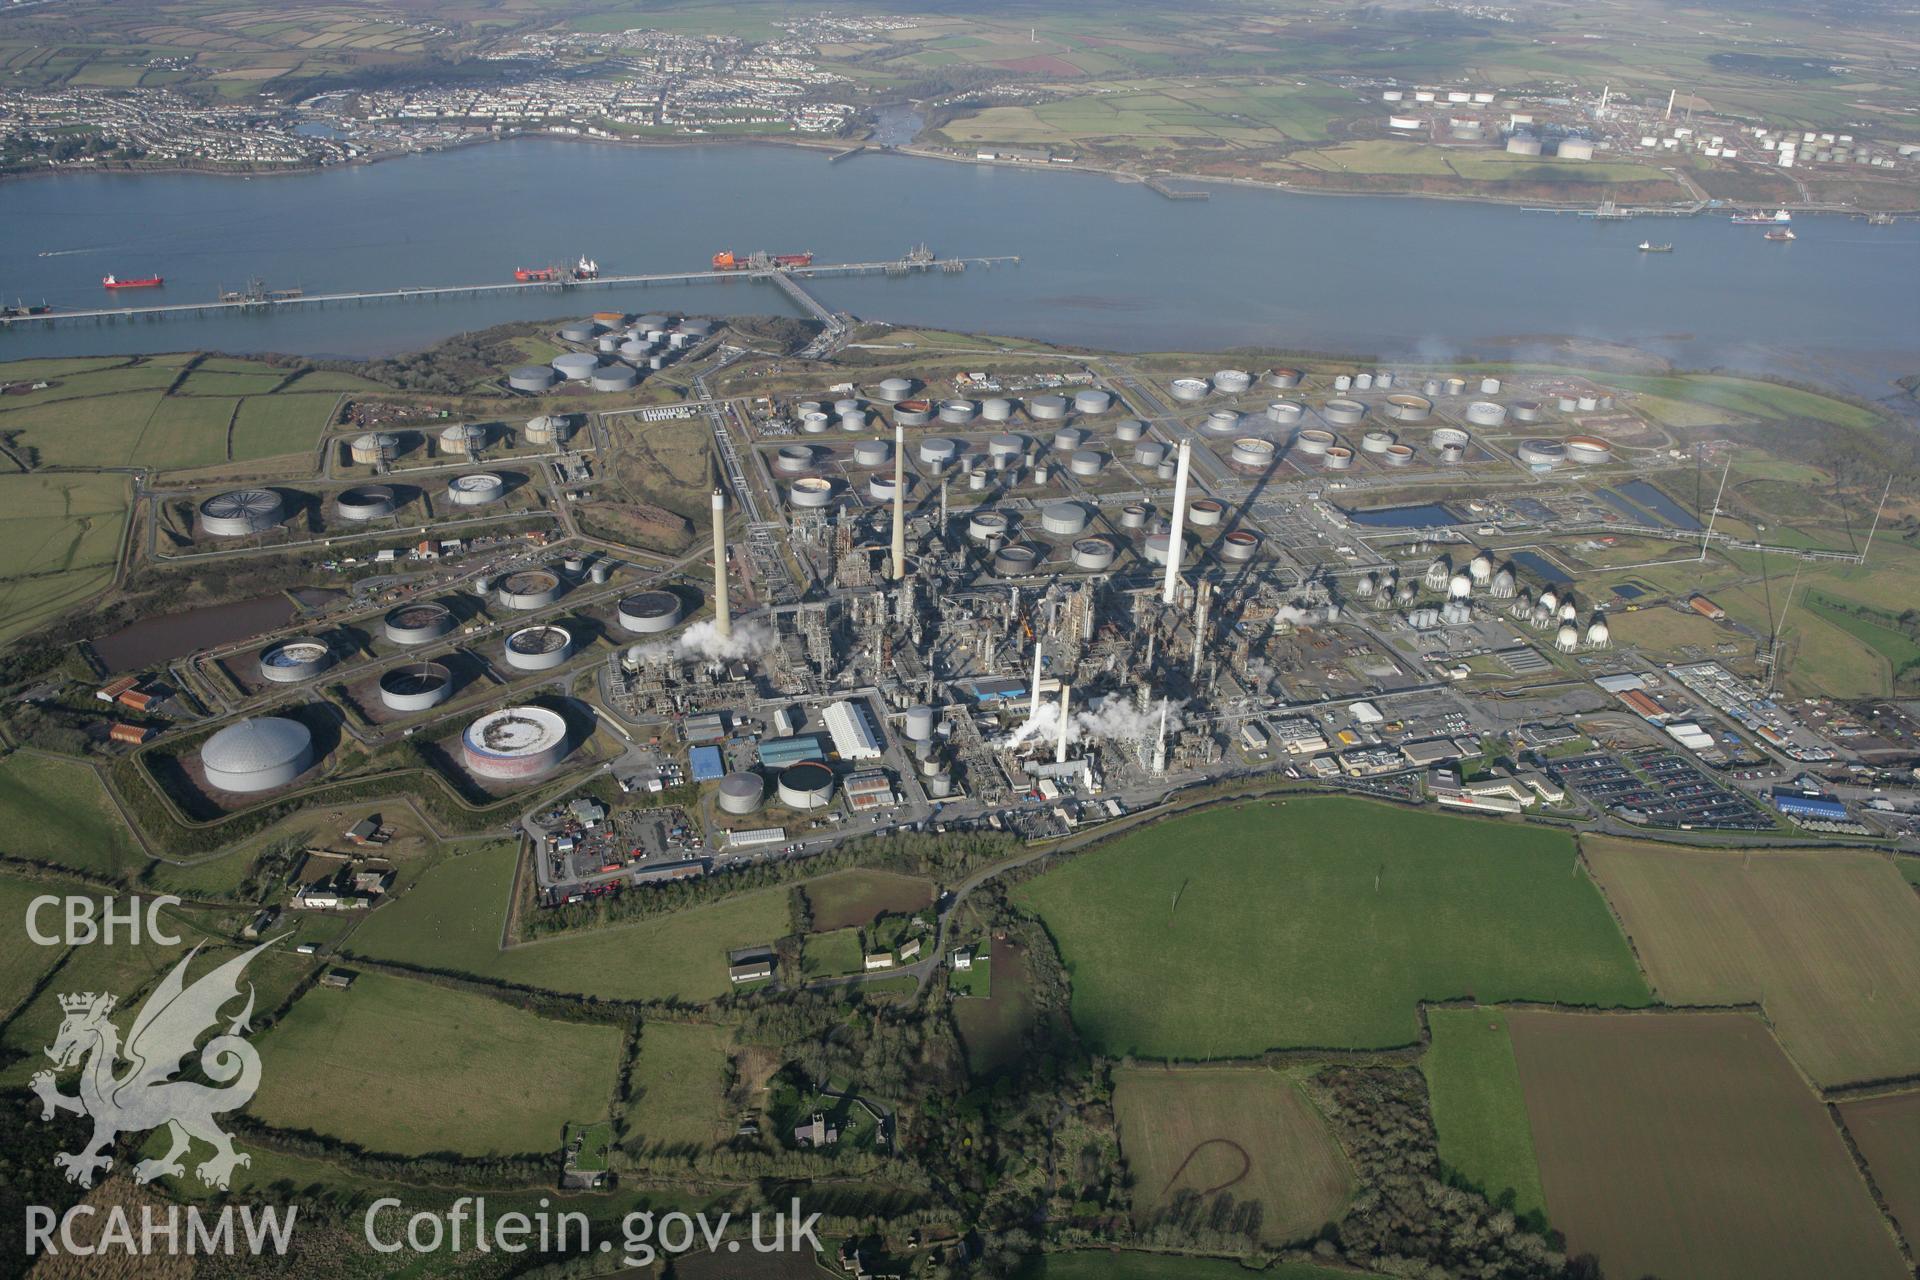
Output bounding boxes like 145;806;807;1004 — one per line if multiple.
464;706;567;758
201;717;311;775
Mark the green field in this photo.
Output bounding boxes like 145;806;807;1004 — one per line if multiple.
1014;1253;1363;1280
1421;1009;1548;1225
0;752;146;877
624;1020;734;1151
346;842;791;1003
800;867;934;930
953;938;1039;1077
251;970;623;1157
1013;798;1649;1057
800;926;865;978
132;393;236;469
0;875;69;1016
0;471;131;642
231;393;335;461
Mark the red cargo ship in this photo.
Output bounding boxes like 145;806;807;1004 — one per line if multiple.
102;274;163;289
514;266;558;282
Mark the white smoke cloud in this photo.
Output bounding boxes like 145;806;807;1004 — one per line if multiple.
1003;695;1187;753
637;618;774;664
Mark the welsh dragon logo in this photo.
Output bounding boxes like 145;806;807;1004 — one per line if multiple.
31;941;271;1190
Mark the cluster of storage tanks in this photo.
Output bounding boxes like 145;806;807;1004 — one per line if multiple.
507;315;714;393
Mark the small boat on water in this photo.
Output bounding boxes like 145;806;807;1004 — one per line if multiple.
1763;228;1797;242
1637;241;1674;253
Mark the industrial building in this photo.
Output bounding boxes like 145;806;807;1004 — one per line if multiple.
823;699;883;761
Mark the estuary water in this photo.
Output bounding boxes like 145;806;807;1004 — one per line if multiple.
2;139;1915;394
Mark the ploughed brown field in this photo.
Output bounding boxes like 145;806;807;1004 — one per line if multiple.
1839;1090;1920;1247
1506;1011;1905;1280
1582;838;1920;1087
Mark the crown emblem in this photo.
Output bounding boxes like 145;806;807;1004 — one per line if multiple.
59;992;115;1016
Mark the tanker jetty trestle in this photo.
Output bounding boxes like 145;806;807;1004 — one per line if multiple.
1;250;1021;329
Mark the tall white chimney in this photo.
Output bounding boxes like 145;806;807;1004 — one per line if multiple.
1029;641;1044;720
710;487;731;640
890;421;906;580
1055;683;1071;764
1162;438;1192;605
1152;701;1168;774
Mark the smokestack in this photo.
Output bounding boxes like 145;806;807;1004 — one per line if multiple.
1192;580;1210;678
1055;683;1071;764
1029;641;1044;719
1162;438;1192;605
1152;701;1168;774
710;487;731;640
1665;88;1676;120
890;421;906;580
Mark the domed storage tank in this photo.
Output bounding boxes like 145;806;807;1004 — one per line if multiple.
918;437;959;466
200;717;314;793
1262;368;1302;389
1170;377;1210;402
1230;437;1276;471
981;397;1015;422
903;706;937;742
1028;394;1069;421
384;601;455;646
463;706;569;780
776;761;835;810
335;484;399;522
1203;410;1242;436
505;624;572;671
1040;502;1090;537
351;432;398;465
1212;369;1252;395
1465;401;1507;427
618;590;683;634
260;637;332;684
1073;389;1113;414
591;365;638;393
497;569;562;610
1068;449;1104;477
718;772;766;815
526;415;571;446
938;398;976;426
509;365;557;393
1071;536;1117;570
1267;401;1304;426
1188;498;1225;527
199;488;284;537
447;472;506;507
440;423;487;455
380;661;453;712
1566;436;1613;464
552;353;598;382
789;477;834;508
1321;398;1367;426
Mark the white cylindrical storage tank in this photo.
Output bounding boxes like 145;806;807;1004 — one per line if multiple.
1431;426;1471;451
1566;436;1613;464
1480;377;1502;394
384;602;455;645
1119;503;1150;530
1334;374;1352;392
497;569;562;610
1051;426;1086;453
1294;428;1335;456
1267;401;1304;426
1321;398;1367;426
987;433;1025;465
509;365;557;393
837;409;867;431
260;637;332;684
1028;394;1069;421
618;339;649;361
440;423;487;455
895;403;934;427
1512;400;1544;423
1360;430;1395;454
1203;410;1242;436
832;398;861;418
200;717;314;793
335;484;398;522
992;544;1041;576
1558;138;1595;160
981;397;1015;422
379;661;453;712
1353;373;1374;391
1466;401;1507;427
1170;378;1210;402
1445;377;1468;396
447;472;506;507
1188;498;1225;527
1385;393;1432;422
967;511;1010;543
1133;441;1167;467
526;415;570;446
1068;449;1104;477
1577;395;1599;412
596;334;620;355
775;761;835;810
1230;437;1276;471
869;474;901;503
351;432;397;465
918;437;959;466
618;590;683;634
774;444;814;474
591;365;637;393
463;706;568;780
1074;389;1114;414
875;377;914;403
1212;369;1252;395
938;398;976;426
718;772;765;815
1384;443;1415;467
800;411;831;435
1071;536;1117;571
199;488;284;537
789;477;834;508
1323;446;1354;471
552;353;598;382
903;705;936;742
1517;440;1565;467
1219;530;1259;562
1262;368;1302;390
505;624;572;671
1557;395;1580;413
558;321;597;343
852;439;890;467
1114;418;1145;443
1040;502;1090;536
1143;532;1171;564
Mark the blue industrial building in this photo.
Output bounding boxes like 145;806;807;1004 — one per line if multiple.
689;745;726;782
1771;789;1847;821
756;734;827;768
